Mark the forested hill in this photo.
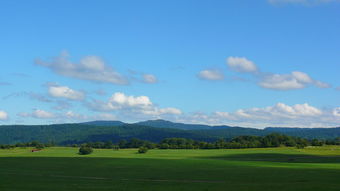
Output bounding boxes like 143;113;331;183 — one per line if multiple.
264;127;340;139
134;119;232;130
0;123;222;144
0;120;339;144
80;120;125;127
83;119;233;130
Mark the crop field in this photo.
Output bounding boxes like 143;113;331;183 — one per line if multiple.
1;146;340;191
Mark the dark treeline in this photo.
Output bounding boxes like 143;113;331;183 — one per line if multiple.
156;134;338;149
1;134;340;150
72;134;340;150
0;140;55;149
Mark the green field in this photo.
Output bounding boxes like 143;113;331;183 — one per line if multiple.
1;146;340;191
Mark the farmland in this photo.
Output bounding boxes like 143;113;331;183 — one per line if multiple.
1;146;340;191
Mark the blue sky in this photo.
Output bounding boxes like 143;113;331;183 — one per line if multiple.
0;0;339;128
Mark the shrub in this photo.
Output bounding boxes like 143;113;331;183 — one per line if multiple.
79;146;93;155
138;146;148;154
296;144;305;149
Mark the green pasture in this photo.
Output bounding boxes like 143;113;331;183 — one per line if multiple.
1;146;340;191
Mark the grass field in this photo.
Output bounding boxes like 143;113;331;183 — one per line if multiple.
1;146;340;191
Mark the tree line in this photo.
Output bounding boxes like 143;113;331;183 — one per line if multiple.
0;141;54;149
1;133;340;150
64;134;340;150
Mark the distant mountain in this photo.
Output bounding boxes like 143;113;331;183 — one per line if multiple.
80;120;125;127
0;120;339;145
135;119;231;130
0;123;217;144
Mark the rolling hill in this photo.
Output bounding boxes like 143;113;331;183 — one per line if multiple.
0;120;339;144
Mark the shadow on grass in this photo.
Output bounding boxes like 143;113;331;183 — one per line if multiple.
1;156;340;191
204;153;340;163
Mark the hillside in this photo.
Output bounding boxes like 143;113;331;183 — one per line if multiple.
134;119;231;130
0;123;217;144
0;120;339;144
265;127;340;139
80;120;125;127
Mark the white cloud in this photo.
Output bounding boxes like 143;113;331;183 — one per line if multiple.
213;103;335;127
87;92;182;118
314;81;331;88
33;110;55;119
197;69;224;80
259;71;330;90
141;107;182;115
225;56;330;90
159;108;182;115
18;109;55;119
271;103;322;116
226;57;258;73
259;72;307;90
0;110;8;120
108;92;152;109
48;85;85;100
333;108;340;117
64;111;87;120
177;103;339;128
143;74;158;84
291;71;313;83
36;52;129;85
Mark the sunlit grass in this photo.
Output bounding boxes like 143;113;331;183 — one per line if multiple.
1;146;340;191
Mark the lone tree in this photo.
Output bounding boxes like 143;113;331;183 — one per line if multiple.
138;146;148;154
79;146;93;155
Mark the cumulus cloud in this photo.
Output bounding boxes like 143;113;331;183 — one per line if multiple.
108;92;152;109
0;110;8;120
226;57;258;73
333;108;340;117
143;74;158;84
226;56;330;90
48;84;85;100
87;92;182;118
64;111;88;120
176;103;339;128
259;71;330;90
36;52;129;85
197;69;224;81
215;103;323;121
33;110;55;119
141;107;182;116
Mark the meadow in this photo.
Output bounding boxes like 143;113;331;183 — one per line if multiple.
1;146;340;191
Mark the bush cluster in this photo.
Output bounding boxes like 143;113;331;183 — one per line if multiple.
138;146;148;154
79;146;93;155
